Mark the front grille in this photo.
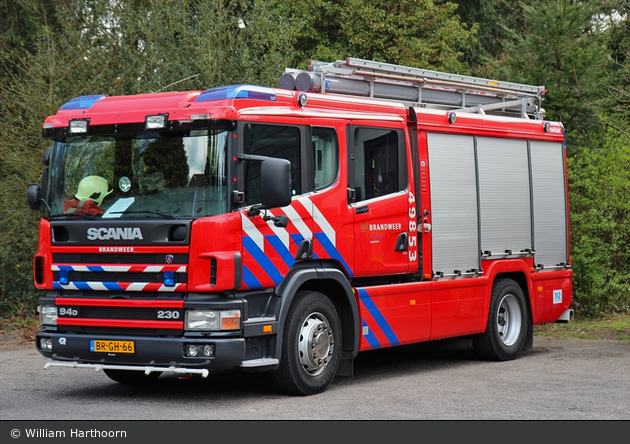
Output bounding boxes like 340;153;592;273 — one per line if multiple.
71;327;174;337
80;291;185;300
80;253;158;264
78;272;161;282
65;307;176;321
53;253;187;264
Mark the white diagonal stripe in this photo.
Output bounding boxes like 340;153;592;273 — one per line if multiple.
264;210;290;249
241;212;265;251
125;283;149;291
299;196;336;245
282;203;312;240
86;282;109;291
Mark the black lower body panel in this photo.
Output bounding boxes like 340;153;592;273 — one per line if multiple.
36;332;246;369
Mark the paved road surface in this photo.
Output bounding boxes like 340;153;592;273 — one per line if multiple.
1;336;628;420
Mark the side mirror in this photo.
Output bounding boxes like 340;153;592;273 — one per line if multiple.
260;158;292;209
28;183;43;211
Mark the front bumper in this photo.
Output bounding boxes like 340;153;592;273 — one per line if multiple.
36;332;246;370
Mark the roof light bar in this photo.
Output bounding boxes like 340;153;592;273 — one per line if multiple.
195;85;277;102
59;95;108;111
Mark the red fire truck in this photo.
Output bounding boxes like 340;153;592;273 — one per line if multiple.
28;58;573;395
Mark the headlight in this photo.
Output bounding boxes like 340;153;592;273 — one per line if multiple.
185;309;241;331
39;305;58;325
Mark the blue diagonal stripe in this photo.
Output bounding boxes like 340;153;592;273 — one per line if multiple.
314;232;353;277
362;319;381;349
358;288;400;346
242;236;283;285
242;264;263;289
266;235;295;269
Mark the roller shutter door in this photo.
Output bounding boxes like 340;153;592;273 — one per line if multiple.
477;137;532;257
427;133;479;277
530;142;569;269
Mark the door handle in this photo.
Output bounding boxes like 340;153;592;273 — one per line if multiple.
394;232;408;251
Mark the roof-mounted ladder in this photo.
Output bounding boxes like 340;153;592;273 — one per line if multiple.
279;58;546;120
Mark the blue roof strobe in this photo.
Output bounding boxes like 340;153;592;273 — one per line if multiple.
59;95;109;110
194;85;277;102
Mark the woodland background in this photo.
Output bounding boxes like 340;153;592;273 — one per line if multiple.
1;0;628;319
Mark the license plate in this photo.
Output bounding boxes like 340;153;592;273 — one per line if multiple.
90;340;135;354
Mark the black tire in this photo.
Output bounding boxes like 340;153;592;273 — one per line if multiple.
474;278;529;361
103;369;162;385
271;291;341;396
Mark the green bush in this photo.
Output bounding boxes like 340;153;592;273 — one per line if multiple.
568;131;630;317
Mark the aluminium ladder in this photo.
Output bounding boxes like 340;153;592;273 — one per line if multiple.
279;58;545;119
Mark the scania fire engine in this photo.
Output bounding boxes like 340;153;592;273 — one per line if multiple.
28;58;574;395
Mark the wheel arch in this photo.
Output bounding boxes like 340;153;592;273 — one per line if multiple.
274;262;360;362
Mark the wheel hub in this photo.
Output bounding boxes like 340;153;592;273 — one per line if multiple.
298;313;334;376
497;294;522;347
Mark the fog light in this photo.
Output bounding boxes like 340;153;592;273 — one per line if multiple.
40;338;52;350
203;345;214;357
187;345;198;357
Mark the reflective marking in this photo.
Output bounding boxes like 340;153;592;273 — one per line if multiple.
243;237;284;284
358;288;399;346
362;319;381;349
265;210;290;249
241;214;265;251
266;235;295;269
314;233;353;276
53;281;185;292
242;265;262;289
299;196;335;245
282;204;312;239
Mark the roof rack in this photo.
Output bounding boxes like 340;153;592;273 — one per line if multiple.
279;58;546;119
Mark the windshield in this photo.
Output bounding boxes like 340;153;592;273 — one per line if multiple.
47;130;229;219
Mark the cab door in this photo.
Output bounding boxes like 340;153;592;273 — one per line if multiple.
347;123;410;278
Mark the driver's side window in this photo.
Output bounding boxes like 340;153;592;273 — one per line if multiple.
242;123;301;206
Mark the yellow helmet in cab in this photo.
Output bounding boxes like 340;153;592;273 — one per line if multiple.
75;176;112;206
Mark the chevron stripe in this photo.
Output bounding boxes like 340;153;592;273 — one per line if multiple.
53;281;186;292
52;265;187;273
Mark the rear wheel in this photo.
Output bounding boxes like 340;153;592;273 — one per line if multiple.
271;291;341;396
103;369;162;385
474;278;529;361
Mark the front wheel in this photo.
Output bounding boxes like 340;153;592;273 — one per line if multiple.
271;291;341;396
474;278;529;361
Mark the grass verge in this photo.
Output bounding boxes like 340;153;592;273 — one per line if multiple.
534;313;630;342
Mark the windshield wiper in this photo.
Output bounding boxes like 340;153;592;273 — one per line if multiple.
110;209;179;219
45;213;98;220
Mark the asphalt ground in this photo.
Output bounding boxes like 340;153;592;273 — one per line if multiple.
1;335;628;421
